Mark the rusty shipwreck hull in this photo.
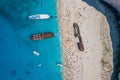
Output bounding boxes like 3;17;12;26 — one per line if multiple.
73;23;84;51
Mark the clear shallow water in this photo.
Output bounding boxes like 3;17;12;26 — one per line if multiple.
0;0;63;80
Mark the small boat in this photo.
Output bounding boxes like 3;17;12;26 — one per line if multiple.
56;63;63;67
29;14;50;20
33;50;40;56
31;32;54;40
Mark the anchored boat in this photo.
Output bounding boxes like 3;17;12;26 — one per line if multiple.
56;63;63;67
29;14;50;20
31;32;54;40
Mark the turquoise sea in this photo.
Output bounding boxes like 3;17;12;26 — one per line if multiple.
0;0;63;80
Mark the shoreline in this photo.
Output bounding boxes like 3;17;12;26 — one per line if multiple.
58;0;113;80
101;0;120;79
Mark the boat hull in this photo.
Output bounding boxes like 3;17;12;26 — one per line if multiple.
31;32;54;40
29;14;50;20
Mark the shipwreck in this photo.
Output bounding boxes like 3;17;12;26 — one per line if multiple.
73;23;84;51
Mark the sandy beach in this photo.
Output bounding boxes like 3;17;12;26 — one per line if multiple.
58;0;113;80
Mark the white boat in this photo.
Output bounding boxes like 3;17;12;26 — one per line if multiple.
33;50;40;56
29;14;50;20
56;63;63;67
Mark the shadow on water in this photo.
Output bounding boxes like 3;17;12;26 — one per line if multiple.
83;0;120;80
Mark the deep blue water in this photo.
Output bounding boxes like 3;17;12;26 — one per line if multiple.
0;0;63;80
